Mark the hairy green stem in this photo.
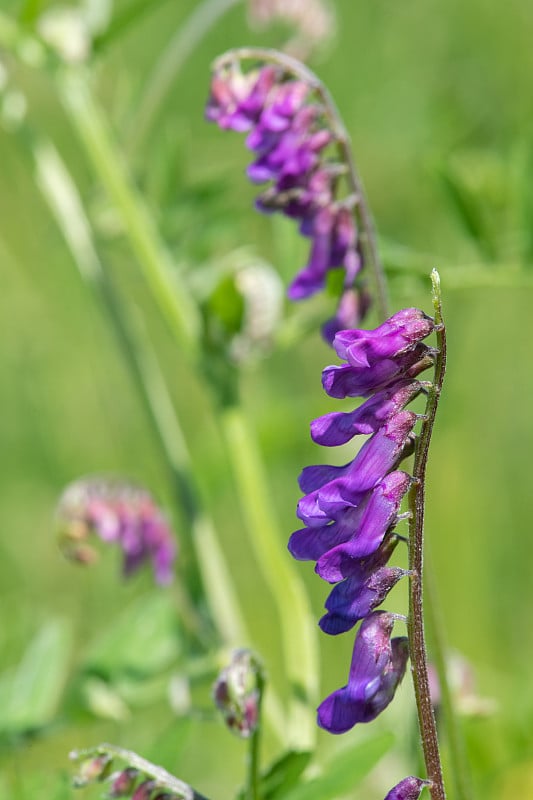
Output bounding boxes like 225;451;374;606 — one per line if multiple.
128;0;242;155
407;270;447;800
220;405;318;751
213;47;390;321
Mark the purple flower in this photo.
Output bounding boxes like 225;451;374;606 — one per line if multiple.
290;470;410;560
384;777;431;800
317;612;408;733
57;476;176;585
299;410;417;501
207;60;369;330
310;382;422;446
322;342;433;399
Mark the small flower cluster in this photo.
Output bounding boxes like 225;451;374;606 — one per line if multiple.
206;58;370;340
71;751;187;800
57;476;176;585
289;308;436;734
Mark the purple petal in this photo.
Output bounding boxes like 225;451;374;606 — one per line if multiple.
322;343;432;398
310;382;422;445
384;777;431;800
333;308;434;367
319;567;407;634
317;612;409;733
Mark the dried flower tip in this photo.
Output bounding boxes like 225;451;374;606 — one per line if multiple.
384;776;431;799
57;475;176;585
213;650;262;738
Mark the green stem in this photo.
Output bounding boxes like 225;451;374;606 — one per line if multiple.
213;47;390;321
245;665;264;800
58;68;202;355
127;0;242;155
407;270;447;800
70;743;209;800
220;405;318;751
424;554;472;800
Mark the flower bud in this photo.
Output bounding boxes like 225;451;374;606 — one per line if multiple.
213;650;262;738
109;768;139;796
384;776;431;799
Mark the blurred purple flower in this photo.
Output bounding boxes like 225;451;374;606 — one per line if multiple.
206;59;370;336
57;476;176;585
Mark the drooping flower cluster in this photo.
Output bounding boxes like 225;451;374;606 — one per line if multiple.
70;748;195;800
57;476;176;585
289;308;436;733
206;57;370;340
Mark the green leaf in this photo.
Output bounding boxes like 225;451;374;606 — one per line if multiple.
261;750;313;800
0;619;72;734
83;591;182;679
283;733;394;800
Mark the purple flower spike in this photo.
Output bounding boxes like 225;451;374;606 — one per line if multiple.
319;566;408;634
207;59;372;328
317;612;409;733
311;382;422;446
384;777;431;800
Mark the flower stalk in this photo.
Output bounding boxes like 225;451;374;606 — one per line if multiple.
407;270;447;800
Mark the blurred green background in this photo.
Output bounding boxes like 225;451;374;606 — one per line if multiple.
1;0;533;798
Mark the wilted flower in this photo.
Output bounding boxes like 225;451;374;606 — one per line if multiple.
206;56;371;340
57;476;176;585
213;650;262;738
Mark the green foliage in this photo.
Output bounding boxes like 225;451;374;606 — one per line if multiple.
0;620;71;737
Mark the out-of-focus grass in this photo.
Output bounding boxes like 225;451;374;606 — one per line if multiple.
1;1;533;798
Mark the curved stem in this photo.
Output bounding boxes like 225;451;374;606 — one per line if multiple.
127;0;242;155
407;270;447;800
213;47;390;321
70;743;209;800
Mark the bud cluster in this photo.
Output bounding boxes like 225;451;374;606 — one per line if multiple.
212;649;262;738
71;752;189;800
